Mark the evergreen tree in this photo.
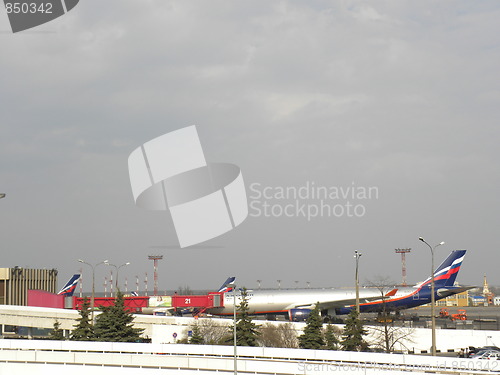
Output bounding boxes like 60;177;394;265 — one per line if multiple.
341;309;369;352
94;291;144;342
49;320;65;340
233;288;259;346
323;323;340;350
70;297;94;341
189;323;204;344
298;304;324;349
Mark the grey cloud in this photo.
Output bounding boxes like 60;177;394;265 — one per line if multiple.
0;1;499;290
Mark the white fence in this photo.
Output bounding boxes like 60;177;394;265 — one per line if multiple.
0;339;499;375
150;318;500;354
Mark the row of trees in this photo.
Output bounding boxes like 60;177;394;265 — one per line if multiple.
298;304;369;351
186;319;299;347
50;292;144;342
185;289;369;352
51;285;409;352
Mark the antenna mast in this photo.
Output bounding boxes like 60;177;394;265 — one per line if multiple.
395;248;411;286
148;255;163;296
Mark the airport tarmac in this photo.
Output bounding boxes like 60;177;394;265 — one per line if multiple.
408;305;500;320
364;305;500;331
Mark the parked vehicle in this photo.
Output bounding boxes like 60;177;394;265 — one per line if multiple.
451;309;467;321
471;350;500;360
439;308;449;318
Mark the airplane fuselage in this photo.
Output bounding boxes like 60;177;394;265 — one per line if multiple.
208;287;390;317
207;284;472;318
215;288;380;314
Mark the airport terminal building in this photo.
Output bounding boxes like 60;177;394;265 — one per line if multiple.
0;267;57;306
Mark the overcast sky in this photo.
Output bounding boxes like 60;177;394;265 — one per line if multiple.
1;1;499;293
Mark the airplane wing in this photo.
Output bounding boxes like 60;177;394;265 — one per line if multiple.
316;296;385;311
290;289;399;311
286;296;381;311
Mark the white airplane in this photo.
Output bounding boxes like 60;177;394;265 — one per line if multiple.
206;250;472;321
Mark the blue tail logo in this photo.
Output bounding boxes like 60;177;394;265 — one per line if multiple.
218;276;236;292
57;274;81;296
418;250;466;288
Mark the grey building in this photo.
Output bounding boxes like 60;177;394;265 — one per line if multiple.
0;267;58;305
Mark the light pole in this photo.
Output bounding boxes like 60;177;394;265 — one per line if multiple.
78;259;108;322
419;237;445;356
354;250;362;313
226;281;237;375
104;261;130;294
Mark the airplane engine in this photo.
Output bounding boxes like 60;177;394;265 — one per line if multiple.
288;308;312;322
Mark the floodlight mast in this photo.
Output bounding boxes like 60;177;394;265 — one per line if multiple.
77;259;108;322
354;250;362;313
104;261;131;294
418;237;445;356
226;281;237;375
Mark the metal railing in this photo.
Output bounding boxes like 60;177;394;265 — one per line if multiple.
0;339;498;374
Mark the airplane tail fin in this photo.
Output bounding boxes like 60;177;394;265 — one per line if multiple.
57;274;81;296
218;276;236;292
417;250;466;288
